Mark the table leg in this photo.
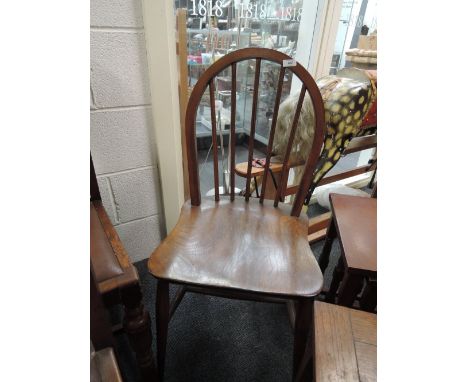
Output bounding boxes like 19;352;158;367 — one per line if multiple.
337;273;364;307
293;298;314;382
319;220;337;273
360;277;377;312
325;255;344;303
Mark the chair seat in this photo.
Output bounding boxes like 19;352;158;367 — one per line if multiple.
91;202;124;283
91;201;139;294
148;197;323;298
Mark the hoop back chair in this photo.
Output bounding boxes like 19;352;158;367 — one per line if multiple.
148;48;326;381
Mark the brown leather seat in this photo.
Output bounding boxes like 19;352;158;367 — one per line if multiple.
90;202;123;283
148;197;323;297
90;201;141;294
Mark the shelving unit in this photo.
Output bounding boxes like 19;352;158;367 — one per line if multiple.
179;7;300;144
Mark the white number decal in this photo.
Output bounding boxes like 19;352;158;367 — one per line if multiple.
198;0;207;17
190;0;198;16
191;0;301;22
259;4;267;19
296;8;302;22
245;3;253;19
214;0;223;17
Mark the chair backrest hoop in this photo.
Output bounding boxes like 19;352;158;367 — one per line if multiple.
185;47;325;217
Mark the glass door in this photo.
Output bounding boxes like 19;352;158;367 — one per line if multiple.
330;0;377;74
174;0;323;144
325;0;377;178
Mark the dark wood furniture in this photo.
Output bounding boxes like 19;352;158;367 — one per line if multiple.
91;346;124;382
91;268;123;382
314;301;376;382
90;156;156;381
148;48;326;381
91;265;115;352
319;194;377;312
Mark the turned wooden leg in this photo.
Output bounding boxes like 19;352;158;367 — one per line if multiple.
325;255;344;303
121;282;157;382
319;220;337;273
293;298;314;382
156;280;170;381
90;268;115;351
337;272;364;307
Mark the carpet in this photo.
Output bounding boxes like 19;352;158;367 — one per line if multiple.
113;235;342;382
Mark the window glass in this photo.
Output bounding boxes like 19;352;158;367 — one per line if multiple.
175;0;321;143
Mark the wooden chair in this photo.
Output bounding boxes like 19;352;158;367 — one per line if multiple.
148;48;326;381
90;155;156;381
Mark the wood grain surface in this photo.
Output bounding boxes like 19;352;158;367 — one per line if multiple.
93;200;131;269
315;301;376;382
148;197;323;298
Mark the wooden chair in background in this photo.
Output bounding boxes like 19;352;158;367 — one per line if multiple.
90;156;156;381
319;193;377;312
148;48;326;381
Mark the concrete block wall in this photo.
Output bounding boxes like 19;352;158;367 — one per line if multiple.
91;0;164;263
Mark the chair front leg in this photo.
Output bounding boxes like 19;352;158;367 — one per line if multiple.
293;298;314;382
121;282;156;381
156;280;170;381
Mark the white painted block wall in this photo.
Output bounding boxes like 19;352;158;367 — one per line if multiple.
91;0;164;263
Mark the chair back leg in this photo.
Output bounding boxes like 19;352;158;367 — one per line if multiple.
156;280;170;381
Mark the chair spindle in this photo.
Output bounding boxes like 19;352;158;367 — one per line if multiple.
259;66;286;203
274;84;306;207
184;48;326;216
230;63;237;201
245;58;261;201
209;79;220;201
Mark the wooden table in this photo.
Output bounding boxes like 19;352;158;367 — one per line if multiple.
315;301;377;382
319;194;377;311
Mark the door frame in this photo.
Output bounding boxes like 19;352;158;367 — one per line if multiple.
141;0;185;233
